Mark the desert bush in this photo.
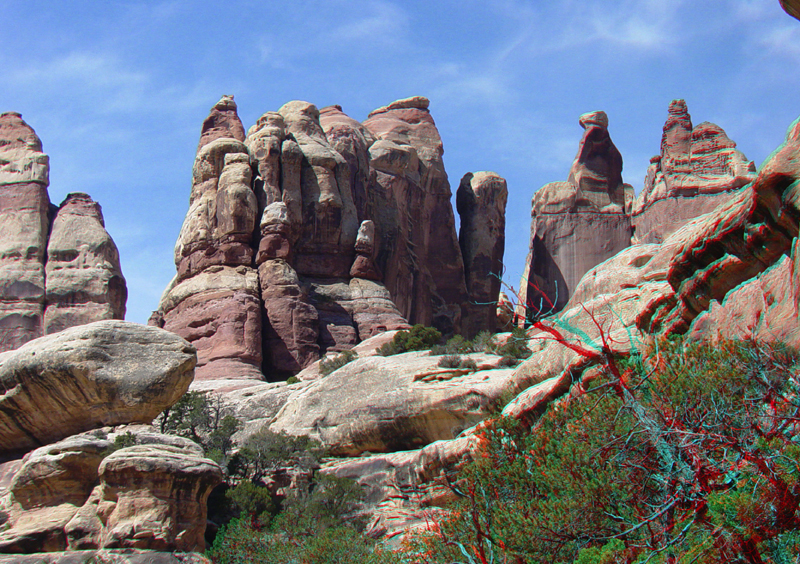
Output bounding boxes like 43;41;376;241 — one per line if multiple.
437;354;462;368
471;330;495;353
319;349;358;375
155;390;241;465
377;324;442;356
498;355;519;367
404;339;800;563
458;357;477;370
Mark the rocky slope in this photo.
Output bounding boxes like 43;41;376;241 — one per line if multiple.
152;96;508;386
0;113;126;352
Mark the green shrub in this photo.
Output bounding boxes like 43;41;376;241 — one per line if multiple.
472;330;496;353
458;357;477;370
498;355;519;367
403;339;800;563
319;349;358;375
437;354;462;368
377;324;442;356
154;390;240;464
286;375;299;384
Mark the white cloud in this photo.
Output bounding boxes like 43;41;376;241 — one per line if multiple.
8;52;150;114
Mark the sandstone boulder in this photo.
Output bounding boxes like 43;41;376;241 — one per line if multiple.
269;350;517;456
0;427;221;553
0;321;196;456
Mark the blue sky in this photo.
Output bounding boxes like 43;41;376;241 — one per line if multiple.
2;0;799;324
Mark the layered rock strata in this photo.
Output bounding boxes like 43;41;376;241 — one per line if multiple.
0;112;51;351
631;100;757;244
155;96;507;384
518;111;633;316
0;427;221;554
0;112;126;352
44;193;127;334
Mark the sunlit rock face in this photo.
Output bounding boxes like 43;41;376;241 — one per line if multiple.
631;99;757;245
156;95;507;385
0;112;126;352
518;111;634;317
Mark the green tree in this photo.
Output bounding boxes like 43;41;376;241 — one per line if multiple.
405;339;800;564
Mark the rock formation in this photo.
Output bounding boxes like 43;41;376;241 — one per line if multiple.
154;96;507;385
782;0;800;20
518;101;757;320
0;112;126;353
0;322;221;557
457;172;508;337
631;100;757;244
44;193;127;334
0;320;196;456
0;427;221;554
362;96;470;334
518;111;634;316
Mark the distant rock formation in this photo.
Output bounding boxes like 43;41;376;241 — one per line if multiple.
782;0;800;20
518;111;634;316
154;96;508;385
0;112;126;352
519;101;757;319
457;172;508;336
631;99;756;244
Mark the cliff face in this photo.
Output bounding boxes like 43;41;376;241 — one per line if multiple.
518;111;634;317
154;96;508;385
519;100;757;317
631;99;757;244
0;112;126;352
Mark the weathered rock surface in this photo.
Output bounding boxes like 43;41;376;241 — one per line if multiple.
781;0;800;20
0;320;195;456
156;96;506;384
458;172;508;337
642;116;800;334
44;193;127;335
363;96;470;334
0;112;51;351
270;350;517;456
0;113;126;353
0;426;221;554
0;551;211;563
519;111;633;316
631;100;757;244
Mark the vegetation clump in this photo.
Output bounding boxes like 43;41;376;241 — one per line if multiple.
155;390;240;465
319;349;358;375
377;324;442;356
405;338;800;563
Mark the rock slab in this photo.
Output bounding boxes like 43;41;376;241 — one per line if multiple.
0;320;196;456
